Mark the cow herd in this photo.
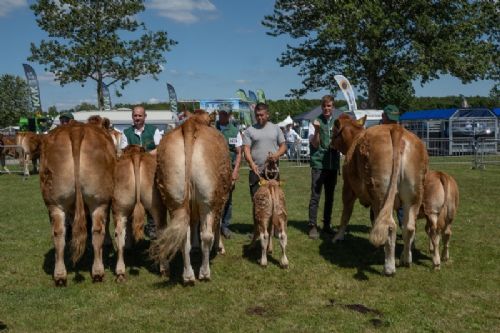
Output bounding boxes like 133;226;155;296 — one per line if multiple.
2;111;459;286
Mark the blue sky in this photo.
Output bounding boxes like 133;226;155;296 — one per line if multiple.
0;0;496;111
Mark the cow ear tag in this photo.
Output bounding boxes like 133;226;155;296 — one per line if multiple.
258;179;267;186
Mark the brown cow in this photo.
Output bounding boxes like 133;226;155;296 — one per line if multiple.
112;145;167;281
419;170;459;269
150;113;232;284
15;132;42;177
40;122;116;286
331;114;428;275
87;115;123;156
251;155;288;268
0;134;17;173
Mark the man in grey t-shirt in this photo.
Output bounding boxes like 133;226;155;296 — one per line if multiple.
243;103;286;198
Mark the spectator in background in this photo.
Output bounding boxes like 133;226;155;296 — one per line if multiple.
59;112;74;125
284;123;300;160
216;110;243;239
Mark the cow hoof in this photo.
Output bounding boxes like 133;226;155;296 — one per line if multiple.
258;260;268;268
54;278;67;287
281;263;289;269
159;269;170;278
433;264;441;271
218;247;226;255
92;274;104;283
199;276;211;282
115;274;126;283
183;279;195;286
383;271;396;277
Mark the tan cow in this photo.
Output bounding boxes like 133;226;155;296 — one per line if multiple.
150;113;232;284
15;132;42;177
251;155;288;268
331;114;428;275
40;122;116;286
419;170;459;269
112;145;167;281
0;134;17;173
87;115;123;156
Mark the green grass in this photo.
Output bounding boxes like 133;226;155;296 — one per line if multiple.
0;160;499;332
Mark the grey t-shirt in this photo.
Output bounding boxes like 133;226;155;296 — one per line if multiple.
243;122;285;171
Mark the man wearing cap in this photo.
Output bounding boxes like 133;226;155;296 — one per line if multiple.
307;95;340;239
381;104;400;124
59;112;74;125
216;110;242;239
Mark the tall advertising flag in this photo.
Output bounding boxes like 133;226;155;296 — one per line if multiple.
102;84;112;111
22;64;43;113
334;75;357;112
256;89;266;103
248;90;257;103
166;83;178;113
235;89;249;102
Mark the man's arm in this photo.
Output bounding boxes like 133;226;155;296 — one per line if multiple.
232;146;242;181
149;128;162;155
119;131;129;149
243;144;259;176
309;121;320;149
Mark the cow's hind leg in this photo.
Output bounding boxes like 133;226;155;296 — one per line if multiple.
426;214;442;269
278;217;288;269
113;212;128;282
150;206;168;276
400;204;418;267
383;221;397;276
199;210;215;281
332;185;356;243
441;224;452;263
91;205;108;282
258;217;270;267
50;207;67;286
182;224;195;285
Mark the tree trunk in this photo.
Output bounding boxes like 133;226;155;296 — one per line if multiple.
367;75;380;109
97;77;104;110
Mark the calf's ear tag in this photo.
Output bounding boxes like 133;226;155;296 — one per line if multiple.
258;180;267;186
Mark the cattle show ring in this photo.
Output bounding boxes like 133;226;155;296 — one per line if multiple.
0;105;498;332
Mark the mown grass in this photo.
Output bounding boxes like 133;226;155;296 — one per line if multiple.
0;160;499;332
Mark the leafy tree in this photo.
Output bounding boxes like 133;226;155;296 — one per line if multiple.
74;102;97;111
47;105;58;118
28;0;177;110
263;1;498;109
0;74;31;127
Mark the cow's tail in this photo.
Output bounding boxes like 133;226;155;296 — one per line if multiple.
132;153;145;241
70;126;87;264
150;119;197;265
369;127;404;247
270;182;283;230
439;172;458;224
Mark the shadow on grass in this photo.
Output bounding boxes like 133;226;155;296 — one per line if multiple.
241;240;282;268
229;222;254;236
42;238;160;283
287;220;431;279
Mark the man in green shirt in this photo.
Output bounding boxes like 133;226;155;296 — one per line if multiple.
120;106;162;154
120;105;162;239
307;95;340;239
216;110;242;239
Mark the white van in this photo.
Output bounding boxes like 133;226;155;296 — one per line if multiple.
54;109;179;133
353;110;383;128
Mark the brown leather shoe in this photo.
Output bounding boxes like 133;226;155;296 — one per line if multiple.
308;225;319;240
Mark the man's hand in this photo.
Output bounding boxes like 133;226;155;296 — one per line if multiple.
231;169;239;182
313;119;320;130
250;162;260;176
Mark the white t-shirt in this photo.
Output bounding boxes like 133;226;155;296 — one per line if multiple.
285;128;299;143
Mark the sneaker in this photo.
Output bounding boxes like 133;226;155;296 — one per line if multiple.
322;224;335;235
308;225;319;240
221;227;232;239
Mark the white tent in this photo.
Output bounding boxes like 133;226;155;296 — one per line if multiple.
278;115;294;127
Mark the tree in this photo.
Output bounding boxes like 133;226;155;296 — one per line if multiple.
28;0;177;110
47;105;58;118
0;74;31;128
263;1;498;110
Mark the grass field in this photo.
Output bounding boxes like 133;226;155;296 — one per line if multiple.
0;160;499;332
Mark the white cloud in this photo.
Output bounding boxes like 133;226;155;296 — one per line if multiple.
0;0;26;17
147;0;217;24
148;97;160;104
235;79;250;84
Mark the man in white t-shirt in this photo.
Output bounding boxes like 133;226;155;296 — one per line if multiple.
284;124;300;159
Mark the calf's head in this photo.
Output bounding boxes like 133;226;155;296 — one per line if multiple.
331;114;366;155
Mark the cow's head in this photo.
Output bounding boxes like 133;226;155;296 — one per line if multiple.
331;114;366;155
263;152;279;181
